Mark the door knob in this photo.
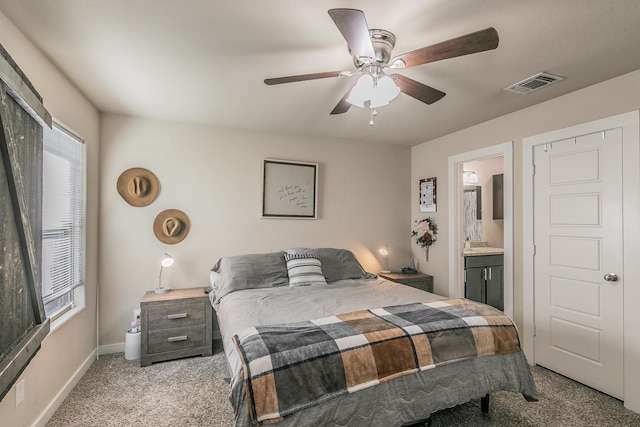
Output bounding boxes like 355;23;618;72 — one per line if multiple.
604;273;619;282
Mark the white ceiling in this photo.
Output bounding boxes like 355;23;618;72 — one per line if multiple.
1;0;640;146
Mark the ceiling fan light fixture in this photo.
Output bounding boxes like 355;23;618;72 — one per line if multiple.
348;73;400;109
369;99;388;109
346;73;374;107
370;75;400;108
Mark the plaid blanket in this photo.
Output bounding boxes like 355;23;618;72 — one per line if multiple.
233;298;521;425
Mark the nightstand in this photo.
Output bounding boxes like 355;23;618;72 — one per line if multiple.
379;272;434;293
140;287;216;367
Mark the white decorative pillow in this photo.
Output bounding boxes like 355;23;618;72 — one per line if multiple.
284;253;327;287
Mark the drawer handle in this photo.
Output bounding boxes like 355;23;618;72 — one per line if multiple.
168;335;188;342
167;313;187;320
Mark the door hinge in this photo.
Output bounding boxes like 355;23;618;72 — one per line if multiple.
533;244;537;256
533;325;537;337
532;164;536;176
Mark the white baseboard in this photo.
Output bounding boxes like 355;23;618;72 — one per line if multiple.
33;349;97;427
98;342;125;355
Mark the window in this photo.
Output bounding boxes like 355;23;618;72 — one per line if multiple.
42;124;85;318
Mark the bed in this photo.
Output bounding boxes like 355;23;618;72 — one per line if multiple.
209;248;538;427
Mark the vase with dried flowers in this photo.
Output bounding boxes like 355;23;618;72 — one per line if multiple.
412;217;438;261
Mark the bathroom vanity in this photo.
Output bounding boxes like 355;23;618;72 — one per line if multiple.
464;245;504;311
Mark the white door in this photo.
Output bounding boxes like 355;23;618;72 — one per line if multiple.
533;128;624;399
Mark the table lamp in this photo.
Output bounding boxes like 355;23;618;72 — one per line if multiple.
379;246;391;274
156;253;174;294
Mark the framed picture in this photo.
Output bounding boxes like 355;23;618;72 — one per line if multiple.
419;177;437;212
262;159;318;219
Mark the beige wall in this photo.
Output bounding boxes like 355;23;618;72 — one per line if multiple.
98;114;411;347
0;11;100;427
412;68;640;330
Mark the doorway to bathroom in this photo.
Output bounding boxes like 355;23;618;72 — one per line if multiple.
448;142;513;318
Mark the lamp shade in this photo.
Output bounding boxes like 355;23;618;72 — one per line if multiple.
370;76;401;108
347;74;401;110
161;254;174;268
156;253;174;294
346;74;374;108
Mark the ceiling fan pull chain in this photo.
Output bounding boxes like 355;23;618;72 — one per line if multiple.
369;108;375;126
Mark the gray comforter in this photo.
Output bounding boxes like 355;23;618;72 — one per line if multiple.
213;277;538;427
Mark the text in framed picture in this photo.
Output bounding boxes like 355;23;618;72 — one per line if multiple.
419;177;437;212
262;159;318;219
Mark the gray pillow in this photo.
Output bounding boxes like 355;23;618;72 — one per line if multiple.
296;248;374;282
210;251;289;301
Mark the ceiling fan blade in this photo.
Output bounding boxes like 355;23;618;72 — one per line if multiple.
391;74;446;105
264;71;344;85
328;9;375;62
391;27;499;69
330;83;357;115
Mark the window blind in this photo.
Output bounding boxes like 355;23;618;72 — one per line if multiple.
42;124;85;314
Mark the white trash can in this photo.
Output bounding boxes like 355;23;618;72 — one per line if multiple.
124;330;141;360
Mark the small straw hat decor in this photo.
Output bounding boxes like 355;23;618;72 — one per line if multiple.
116;167;159;207
153;209;190;244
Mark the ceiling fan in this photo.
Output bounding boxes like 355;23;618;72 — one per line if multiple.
264;8;499;123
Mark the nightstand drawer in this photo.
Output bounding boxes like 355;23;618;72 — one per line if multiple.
147;300;206;331
148;324;207;354
397;280;432;292
379;272;434;293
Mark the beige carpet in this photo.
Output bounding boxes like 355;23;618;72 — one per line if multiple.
47;344;640;426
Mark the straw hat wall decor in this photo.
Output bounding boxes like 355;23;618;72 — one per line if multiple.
117;167;159;207
153;209;190;244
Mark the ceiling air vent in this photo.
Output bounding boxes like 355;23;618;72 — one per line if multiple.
504;72;564;94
